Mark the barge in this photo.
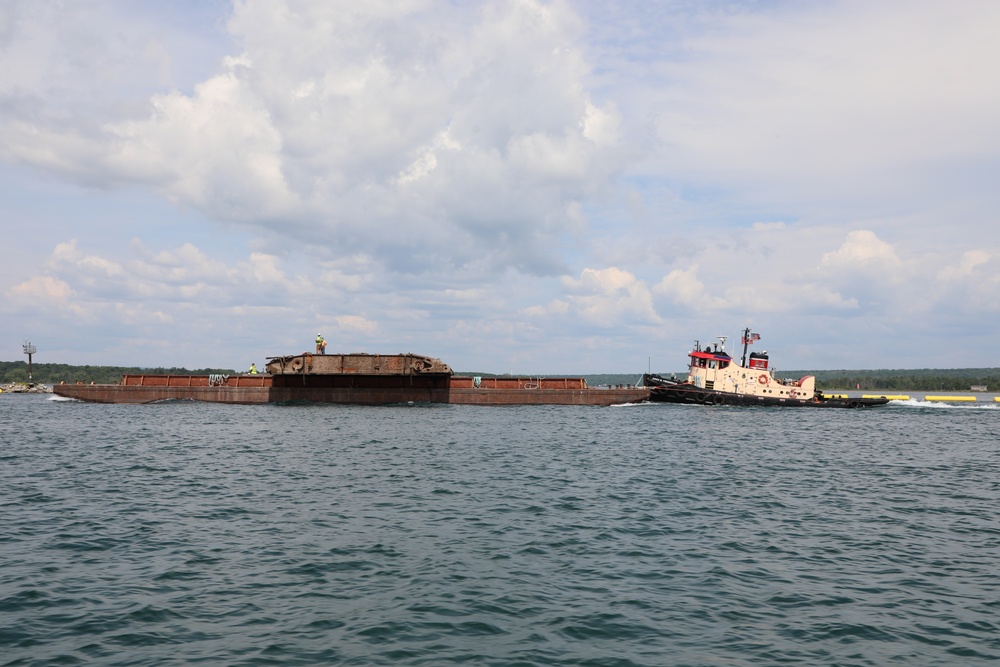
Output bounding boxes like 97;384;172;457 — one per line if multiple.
642;329;889;408
53;352;649;406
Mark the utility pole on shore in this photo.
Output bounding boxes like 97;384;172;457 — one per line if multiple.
23;340;36;384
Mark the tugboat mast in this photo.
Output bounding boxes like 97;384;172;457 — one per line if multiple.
741;327;751;367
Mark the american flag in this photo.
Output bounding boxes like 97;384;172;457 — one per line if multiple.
742;332;761;345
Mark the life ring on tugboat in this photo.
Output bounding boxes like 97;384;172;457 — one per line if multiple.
789;389;798;399
757;374;769;385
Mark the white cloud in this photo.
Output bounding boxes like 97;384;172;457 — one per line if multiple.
244;252;286;284
0;0;630;280
51;239;125;278
7;275;75;303
937;250;990;281
653;265;714;309
555;267;661;325
108;60;296;217
651;260;857;317
333;315;377;334
581;101;621;146
820;230;901;271
523;299;569;317
627;1;1000;214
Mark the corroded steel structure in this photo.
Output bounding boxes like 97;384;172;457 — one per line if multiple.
54;374;272;404
265;353;452;376
448;376;648;406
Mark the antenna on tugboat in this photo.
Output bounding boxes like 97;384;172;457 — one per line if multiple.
738;327;761;366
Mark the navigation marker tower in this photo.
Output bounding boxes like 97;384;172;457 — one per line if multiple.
22;340;36;384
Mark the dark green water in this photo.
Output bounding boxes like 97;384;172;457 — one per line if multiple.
2;395;999;666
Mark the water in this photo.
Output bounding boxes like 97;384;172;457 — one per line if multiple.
2;395;999;666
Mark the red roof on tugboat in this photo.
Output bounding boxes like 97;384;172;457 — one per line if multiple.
690;350;732;361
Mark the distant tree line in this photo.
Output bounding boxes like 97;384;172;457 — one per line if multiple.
0;361;237;385
780;368;1000;391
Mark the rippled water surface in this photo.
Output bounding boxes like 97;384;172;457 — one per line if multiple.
2;395;999;666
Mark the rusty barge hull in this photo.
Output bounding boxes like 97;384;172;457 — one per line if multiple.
53;385;273;404
53;353;649;405
54;374;273;404
54;377;649;406
269;371;452;404
448;376;648;406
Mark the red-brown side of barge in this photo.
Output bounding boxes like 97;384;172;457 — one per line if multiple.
54;374;272;404
448;376;649;406
54;374;649;405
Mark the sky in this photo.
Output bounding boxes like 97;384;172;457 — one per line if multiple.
2;0;999;374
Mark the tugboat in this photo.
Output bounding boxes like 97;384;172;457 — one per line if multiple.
642;329;889;408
